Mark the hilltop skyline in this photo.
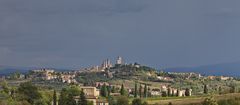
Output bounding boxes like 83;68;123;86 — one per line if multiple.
1;0;240;69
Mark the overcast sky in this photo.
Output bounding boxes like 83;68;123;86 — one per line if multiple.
1;0;240;69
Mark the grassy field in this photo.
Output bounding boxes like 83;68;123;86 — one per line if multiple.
144;93;240;105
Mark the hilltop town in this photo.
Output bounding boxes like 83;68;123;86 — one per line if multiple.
1;56;239;105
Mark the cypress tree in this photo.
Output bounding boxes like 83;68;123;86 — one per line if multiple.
107;86;111;96
53;90;57;105
218;86;222;95
78;90;87;105
134;83;137;98
162;91;167;97
120;84;125;96
111;86;116;93
185;88;190;96
176;89;180;97
148;87;151;97
100;83;108;97
171;89;175;97
167;87;171;97
204;84;208;94
144;84;147;98
139;85;142;98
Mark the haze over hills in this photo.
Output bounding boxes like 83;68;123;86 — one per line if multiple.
164;61;240;77
1;61;240;77
0;65;32;75
0;65;69;76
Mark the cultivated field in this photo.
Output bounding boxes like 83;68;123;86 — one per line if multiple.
146;93;240;105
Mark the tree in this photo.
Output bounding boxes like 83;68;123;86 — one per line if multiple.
230;85;236;93
78;90;87;105
58;86;80;105
162;91;167;97
132;99;142;105
100;84;108;97
120;84;126;96
203;96;218;105
10;72;20;80
171;89;175;97
18;82;42;104
185;88;190;96
147;87;151;97
116;96;129;105
218;86;222;95
134;83;138;98
139;85;142;98
107;86;111;97
142;101;148;105
1;80;10;94
132;99;148;105
111;86;116;93
176;89;180;97
108;96;117;105
143;84;147;98
58;88;68;105
41;91;53;105
53;90;57;105
87;101;94;105
167;87;171;97
34;99;48;105
204;84;208;94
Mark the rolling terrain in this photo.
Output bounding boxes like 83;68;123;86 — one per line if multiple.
165;61;240;76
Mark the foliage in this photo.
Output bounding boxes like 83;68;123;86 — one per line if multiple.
185;88;190;96
229;85;236;93
34;99;48;105
108;96;117;105
132;98;142;105
0;80;10;94
120;84;127;96
134;83;138;98
218;97;240;105
78;90;87;105
111;86;116;93
58;86;81;105
77;72;108;84
142;101;148;105
139;85;142;98
100;84;108;97
53;90;57;105
176;89;179;96
116;96;129;105
167;87;171;97
204;85;208;94
18;82;42;104
218;86;222;95
87;101;94;105
9;72;21;80
162;91;167;97
203;96;218;105
132;98;148;105
144;84;147;98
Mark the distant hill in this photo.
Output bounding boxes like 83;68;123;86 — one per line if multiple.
0;65;33;76
0;65;70;76
2;61;240;77
164;62;240;77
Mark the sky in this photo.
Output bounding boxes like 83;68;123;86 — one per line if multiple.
0;0;240;69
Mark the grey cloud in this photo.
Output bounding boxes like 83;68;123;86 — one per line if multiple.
1;0;240;68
